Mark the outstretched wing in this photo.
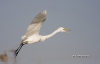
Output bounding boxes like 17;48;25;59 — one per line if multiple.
23;10;47;39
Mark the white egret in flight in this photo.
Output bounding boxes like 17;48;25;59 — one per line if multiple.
14;10;70;58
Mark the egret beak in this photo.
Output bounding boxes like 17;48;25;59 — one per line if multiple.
64;28;71;33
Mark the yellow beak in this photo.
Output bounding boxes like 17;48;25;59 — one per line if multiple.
64;28;71;33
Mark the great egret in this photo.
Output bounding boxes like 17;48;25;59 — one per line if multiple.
14;10;70;58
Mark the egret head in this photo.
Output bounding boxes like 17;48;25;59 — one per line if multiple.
59;27;70;33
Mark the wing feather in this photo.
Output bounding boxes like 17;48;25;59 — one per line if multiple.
23;10;47;39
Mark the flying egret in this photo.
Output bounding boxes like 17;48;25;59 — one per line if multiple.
14;10;70;58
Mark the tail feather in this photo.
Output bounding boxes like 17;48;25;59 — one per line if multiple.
14;43;24;58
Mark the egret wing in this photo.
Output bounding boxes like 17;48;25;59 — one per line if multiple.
25;10;47;38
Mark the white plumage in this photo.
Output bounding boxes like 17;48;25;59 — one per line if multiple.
14;10;70;58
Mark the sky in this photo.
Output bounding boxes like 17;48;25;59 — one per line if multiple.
0;0;100;64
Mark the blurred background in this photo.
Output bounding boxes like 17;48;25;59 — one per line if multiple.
0;0;100;64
